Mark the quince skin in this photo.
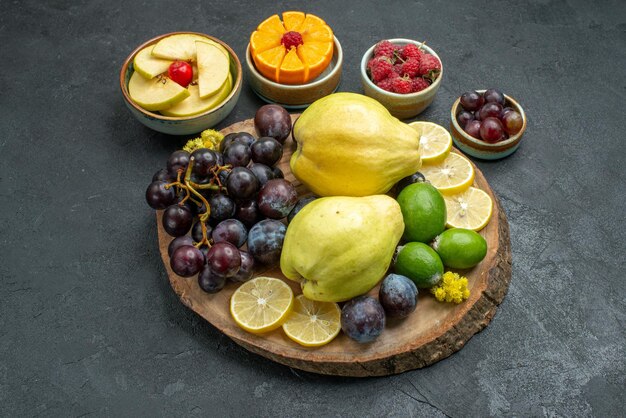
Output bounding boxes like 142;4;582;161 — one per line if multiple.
290;92;421;196
280;195;404;302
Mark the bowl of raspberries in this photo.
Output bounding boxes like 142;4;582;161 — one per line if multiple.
360;38;443;119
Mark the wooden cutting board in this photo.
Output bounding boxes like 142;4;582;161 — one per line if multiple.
156;115;512;377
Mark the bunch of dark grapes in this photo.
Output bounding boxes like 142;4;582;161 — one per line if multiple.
145;105;304;294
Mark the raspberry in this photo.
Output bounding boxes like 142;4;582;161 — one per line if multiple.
419;54;441;80
401;44;423;61
376;77;395;92
392;76;413;94
373;40;396;58
400;58;421;78
281;31;304;50
412;77;430;93
367;56;393;83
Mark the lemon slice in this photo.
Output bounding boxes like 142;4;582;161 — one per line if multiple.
230;276;294;334
443;187;493;231
420;152;475;195
282;295;341;347
409;121;452;164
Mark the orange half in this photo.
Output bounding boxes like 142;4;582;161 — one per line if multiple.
249;12;334;84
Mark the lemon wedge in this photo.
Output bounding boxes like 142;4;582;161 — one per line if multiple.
282;295;341;347
443;186;493;231
230;277;294;334
420;152;475;195
408;121;452;164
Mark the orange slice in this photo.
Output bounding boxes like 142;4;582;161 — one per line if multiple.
297;41;333;80
279;48;307;84
254;45;286;82
257;14;286;35
249;12;334;84
250;30;282;55
282;11;305;31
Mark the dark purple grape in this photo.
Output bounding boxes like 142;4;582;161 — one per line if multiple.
478;102;503;120
501;107;515;117
162;204;193;237
220;133;239;152
170;245;205;277
257;179;298;219
207;242;241;277
247;219;286;265
480;117;504;142
191;220;212;243
197;264;227;293
464;120;481;139
483;88;505;106
340;296;386;343
287;196;317;223
456;110;474;128
217;169;229;185
254;104;292;144
235;200;261;227
272;166;284;179
473;110;481;121
215;152;224;166
167;150;190;174
168;235;194;257
395;172;426;193
212;219;247;248
230;251;255;283
221;132;256;152
226;167;259;200
223;142;251;168
146;181;177;209
501;110;523;135
152;168;174;182
191;148;219;178
208;194;235;225
250;137;283;166
459;91;484;111
249;163;274;187
379;274;418;318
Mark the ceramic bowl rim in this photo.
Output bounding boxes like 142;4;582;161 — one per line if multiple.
245;35;343;90
450;89;527;148
119;31;242;122
359;38;443;98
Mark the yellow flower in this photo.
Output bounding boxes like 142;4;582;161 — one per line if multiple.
430;271;470;304
182;129;224;153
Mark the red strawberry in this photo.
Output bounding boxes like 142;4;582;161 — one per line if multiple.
419;54;441;81
411;77;430;93
392;76;413;94
400;58;421;78
367;56;393;82
401;43;423;61
373;40;396;58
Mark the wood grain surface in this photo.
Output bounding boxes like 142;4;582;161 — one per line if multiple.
157;115;512;377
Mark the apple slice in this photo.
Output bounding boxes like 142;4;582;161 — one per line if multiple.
133;45;172;79
161;73;233;117
196;41;230;99
151;34;229;61
128;71;190;111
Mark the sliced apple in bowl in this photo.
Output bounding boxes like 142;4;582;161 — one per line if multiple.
196;41;230;99
128;71;190;111
161;73;233;117
133;46;172;79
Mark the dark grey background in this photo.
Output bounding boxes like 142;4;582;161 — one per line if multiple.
1;0;624;416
